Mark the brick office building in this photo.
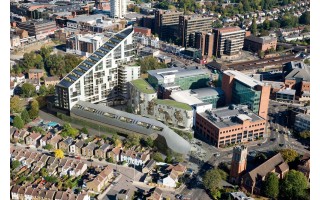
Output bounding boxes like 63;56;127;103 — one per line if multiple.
243;35;277;53
196;104;266;148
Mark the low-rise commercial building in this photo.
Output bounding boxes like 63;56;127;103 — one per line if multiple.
147;67;210;90
276;89;296;102
243;35;277;53
196;105;266;147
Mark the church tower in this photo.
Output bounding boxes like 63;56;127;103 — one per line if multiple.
229;145;248;184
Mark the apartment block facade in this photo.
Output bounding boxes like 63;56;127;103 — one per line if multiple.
196;105;266;148
221;70;270;119
110;0;127;19
194;31;214;58
154;9;183;40
66;34;104;57
179;16;212;47
213;27;245;58
55;27;136;110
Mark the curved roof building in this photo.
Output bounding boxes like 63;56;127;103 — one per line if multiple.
71;101;191;155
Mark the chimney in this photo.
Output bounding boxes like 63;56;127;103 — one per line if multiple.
72;11;76;18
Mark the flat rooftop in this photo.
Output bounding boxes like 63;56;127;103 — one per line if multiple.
170;87;224;106
148;67;209;81
155;99;192;111
69;14;107;23
277;89;296;95
199;105;264;129
224;70;264;88
130;79;156;94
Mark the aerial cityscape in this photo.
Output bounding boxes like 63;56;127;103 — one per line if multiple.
10;0;310;199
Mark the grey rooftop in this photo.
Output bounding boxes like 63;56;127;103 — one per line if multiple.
199;105;264;128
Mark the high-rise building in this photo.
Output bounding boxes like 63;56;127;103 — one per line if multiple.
179;15;212;47
110;0;127;19
194;31;214;58
55;27;136;111
230;145;247;184
213;27;245;58
221;70;270;119
154;9;183;40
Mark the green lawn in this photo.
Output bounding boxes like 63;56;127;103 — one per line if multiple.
131;79;156;94
155;99;193;111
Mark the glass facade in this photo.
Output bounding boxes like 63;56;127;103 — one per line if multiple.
176;74;210;90
232;80;261;114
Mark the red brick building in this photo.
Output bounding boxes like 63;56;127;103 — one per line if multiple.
243;35;277;53
195;105;266;148
134;26;151;36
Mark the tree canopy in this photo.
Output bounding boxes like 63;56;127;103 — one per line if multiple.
279;149;299;163
21;83;36;98
54;149;65;159
262;172;279;199
28;100;39;120
60;123;79;138
10;96;23;113
137;56;166;73
152;152;164;162
300;130;310;139
299;11;310;25
21;109;31;124
125;134;140;147
280;170;309;200
203;169;224;199
13;116;24;129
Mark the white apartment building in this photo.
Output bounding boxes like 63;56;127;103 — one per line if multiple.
118;65;140;99
66;34;104;57
110;0;127;19
55;27;137;110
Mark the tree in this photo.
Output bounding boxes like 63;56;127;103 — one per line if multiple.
30;126;45;135
254;152;268;164
28;100;39;120
11;160;21;170
279;149;299;163
280;170;309;200
13;116;24;129
81;127;89;134
251;17;257;36
152;152;164;162
44;144;53;150
39;46;53;61
258;50;265;58
299;11;310;25
125;134;140;147
263;18;270;30
54;149;64;159
21;109;31;124
10;96;23;113
262;172;279;199
39;85;47;96
300;130;310;139
21;83;36;98
165;154;173;163
141;136;154;148
61;123;79;138
112;134;122;147
47;85;56;94
137;56;166;73
44;176;58;183
203;169;223;199
40;168;48;177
